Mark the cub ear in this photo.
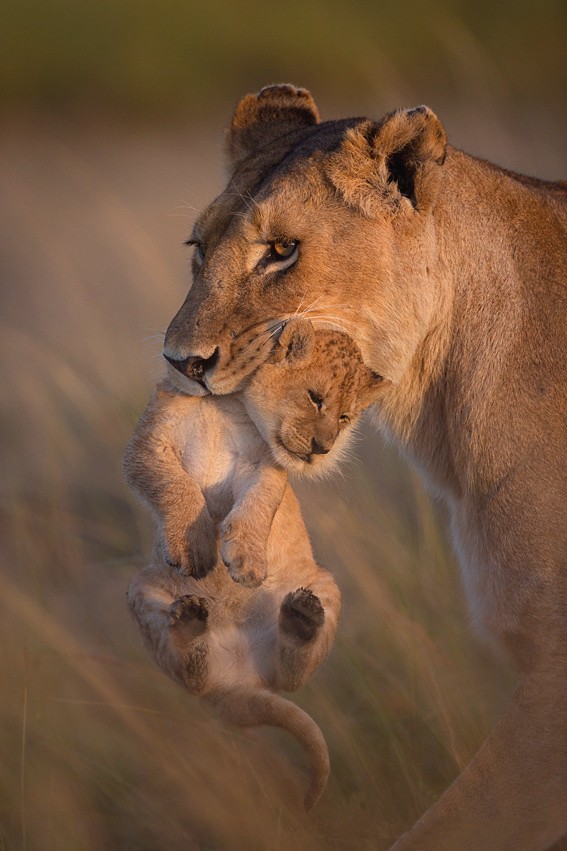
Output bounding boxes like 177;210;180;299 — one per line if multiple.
326;106;447;217
272;319;315;367
360;367;388;407
225;84;319;171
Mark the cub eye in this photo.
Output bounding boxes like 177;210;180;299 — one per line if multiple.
339;413;351;425
308;389;323;411
267;238;299;267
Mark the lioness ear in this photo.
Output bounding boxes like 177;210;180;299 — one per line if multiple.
272;319;315;367
326;106;447;217
225;84;319;171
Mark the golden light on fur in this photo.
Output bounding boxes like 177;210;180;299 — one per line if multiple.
2;80;565;851
160;85;567;850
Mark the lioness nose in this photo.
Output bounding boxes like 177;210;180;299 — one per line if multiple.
163;348;219;382
311;438;331;455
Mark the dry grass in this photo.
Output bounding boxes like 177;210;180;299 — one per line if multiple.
0;108;561;850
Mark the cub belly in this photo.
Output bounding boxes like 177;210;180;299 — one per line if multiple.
204;618;279;693
179;395;268;494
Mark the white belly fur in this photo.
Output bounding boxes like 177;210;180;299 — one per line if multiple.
204;620;278;690
179;395;267;491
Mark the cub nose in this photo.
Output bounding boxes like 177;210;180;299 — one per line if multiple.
311;438;331;456
163;348;219;382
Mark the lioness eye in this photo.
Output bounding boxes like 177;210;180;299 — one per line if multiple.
267;238;299;267
308;389;323;410
339;413;351;424
185;238;205;263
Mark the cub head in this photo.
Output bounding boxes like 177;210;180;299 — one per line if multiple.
242;319;386;476
163;84;447;401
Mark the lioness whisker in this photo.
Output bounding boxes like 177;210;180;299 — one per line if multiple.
268;323;286;339
143;331;166;343
246;321;286;341
305;311;366;333
243;191;260;209
169;202;200;215
296;295;324;318
303;313;363;337
224;189;254;213
301;303;357;316
292;294;307;317
227;188;260;214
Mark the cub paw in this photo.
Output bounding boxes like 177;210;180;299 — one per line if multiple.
280;588;324;641
220;517;267;588
169;595;209;626
163;514;217;579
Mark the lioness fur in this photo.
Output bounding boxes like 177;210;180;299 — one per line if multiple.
125;321;382;809
162;86;567;849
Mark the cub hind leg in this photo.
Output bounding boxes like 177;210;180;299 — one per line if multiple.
280;588;325;642
168;594;210;692
127;570;210;692
276;571;340;692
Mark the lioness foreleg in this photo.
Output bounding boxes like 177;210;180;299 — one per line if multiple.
390;661;567;851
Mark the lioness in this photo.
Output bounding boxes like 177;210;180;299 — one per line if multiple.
125;319;383;809
161;85;567;849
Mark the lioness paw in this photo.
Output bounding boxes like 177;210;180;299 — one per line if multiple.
280;588;324;641
169;595;209;625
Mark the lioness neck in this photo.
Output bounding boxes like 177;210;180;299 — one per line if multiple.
377;146;567;501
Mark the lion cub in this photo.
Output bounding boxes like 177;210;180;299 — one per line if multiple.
125;320;384;808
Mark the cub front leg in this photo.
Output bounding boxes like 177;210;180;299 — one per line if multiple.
161;505;217;579
220;513;269;588
124;381;217;579
220;465;287;587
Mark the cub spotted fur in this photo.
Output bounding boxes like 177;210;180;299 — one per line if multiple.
162;86;567;849
125;320;382;808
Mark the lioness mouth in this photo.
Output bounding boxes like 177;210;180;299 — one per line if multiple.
191;374;208;390
164;348;219;390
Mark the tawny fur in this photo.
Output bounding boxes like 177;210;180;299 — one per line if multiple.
162;86;567;849
125;322;381;808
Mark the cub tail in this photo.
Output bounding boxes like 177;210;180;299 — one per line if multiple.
209;686;330;811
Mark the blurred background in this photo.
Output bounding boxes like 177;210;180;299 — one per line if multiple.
1;1;564;849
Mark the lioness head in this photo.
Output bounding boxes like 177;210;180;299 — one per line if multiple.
242;319;384;476
164;84;447;401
